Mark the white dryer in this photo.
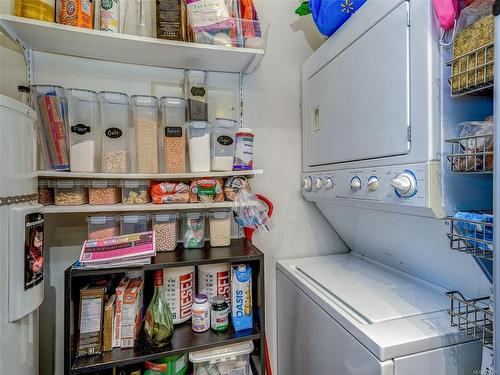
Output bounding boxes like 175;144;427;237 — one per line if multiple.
277;255;482;375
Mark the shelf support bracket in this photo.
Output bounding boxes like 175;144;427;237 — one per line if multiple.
0;23;34;85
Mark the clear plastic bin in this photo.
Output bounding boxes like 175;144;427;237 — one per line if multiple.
15;0;55;22
38;179;54;206
86;180;121;205
160;97;186;173
120;214;151;235
184;70;208;121
31;85;70;171
131;95;159;173
120;180;151;204
99;92;131;173
87;215;120;240
189;341;254;375
67;89;99;172
182;212;206;249
152;212;179;251
54;180;88;206
187;121;211;172
209;210;231;247
211;118;237;171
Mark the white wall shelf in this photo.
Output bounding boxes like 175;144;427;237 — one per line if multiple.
0;15;265;74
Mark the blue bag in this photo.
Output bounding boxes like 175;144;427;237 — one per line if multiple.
309;0;368;37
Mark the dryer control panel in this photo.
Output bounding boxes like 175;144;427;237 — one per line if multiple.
302;162;444;218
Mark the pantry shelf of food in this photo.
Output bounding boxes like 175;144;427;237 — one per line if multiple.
37;169;263;179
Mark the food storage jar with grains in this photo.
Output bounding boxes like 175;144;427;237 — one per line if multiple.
184;70;208;121
209;210;231;247
120;180;151;204
131;95;159;173
15;0;55;22
156;0;185;40
87;215;120;240
86;180;121;205
120;214;151;235
187;121;211;172
182;212;206;249
211;118;237;171
31;85;70;171
54;180;88;206
99;92;131;173
152;212;179;251
38;179;54;205
123;0;155;37
160;97;186;173
67;89;100;172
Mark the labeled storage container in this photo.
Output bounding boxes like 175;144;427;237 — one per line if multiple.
152;213;179;252
120;214;151;235
163;266;195;324
31;85;70;171
67;89;100;172
15;0;55;22
211;118;237;171
160;97;186;173
187;121;211;172
184;70;208;121
233;128;254;171
86;180;121;205
87;215;120;240
209;210;231;247
99;92;131;173
38;179;54;205
120;180;151;204
182;212;205;249
131;95;159;173
189;341;254;375
54;180;88;206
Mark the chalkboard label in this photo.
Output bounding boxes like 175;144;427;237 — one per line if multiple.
71;124;91;135
217;135;233;146
105;127;122;138
165;127;183;138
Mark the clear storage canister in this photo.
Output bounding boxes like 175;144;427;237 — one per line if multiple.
160;97;186;173
120;180;151;204
86;180;121;205
211;118;237;171
99;92;131;173
131;95;159;173
152;212;179;251
209;210;231;247
31;85;70;171
184;70;208;121
120;214;151;235
38;179;54;205
187;121;211;172
54;180;88;206
15;0;55;22
87;215;120;240
182;212;205;249
67;89;99;172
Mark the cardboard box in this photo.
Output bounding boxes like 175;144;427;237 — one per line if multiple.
113;277;129;348
103;294;116;352
77;285;106;356
121;278;144;348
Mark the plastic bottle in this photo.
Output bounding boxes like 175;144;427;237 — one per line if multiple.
15;0;55;22
233;128;254;171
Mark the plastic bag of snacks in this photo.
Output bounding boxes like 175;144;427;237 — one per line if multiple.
224;176;250;201
151;181;190;204
189;178;224;203
233;190;273;232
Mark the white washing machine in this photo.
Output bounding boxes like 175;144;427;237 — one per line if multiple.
277;254;482;375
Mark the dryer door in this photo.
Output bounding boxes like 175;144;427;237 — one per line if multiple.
305;2;410;167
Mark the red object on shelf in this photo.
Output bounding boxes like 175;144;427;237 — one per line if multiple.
243;194;273;242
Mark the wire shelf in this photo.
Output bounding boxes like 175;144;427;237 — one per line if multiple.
445;133;493;174
447;215;494;260
447;291;493;348
448;42;494;97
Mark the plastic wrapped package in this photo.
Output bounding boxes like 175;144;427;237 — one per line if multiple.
189;178;224;203
224;176;250;201
182;212;205;249
452;119;494;172
151;181;190;204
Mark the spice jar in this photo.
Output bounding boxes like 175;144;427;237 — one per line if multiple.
38;179;54;205
209;210;231;247
152;213;179;252
87;215;120;240
119;214;151;235
120;180;151;204
211;118;237;171
187;121;211;172
86;180;121;205
160;97;186;173
54;180;88;206
192;294;210;333
184;70;208;121
131;95;159;173
210;295;229;332
182;212;205;249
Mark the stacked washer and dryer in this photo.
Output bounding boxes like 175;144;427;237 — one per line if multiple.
277;1;491;374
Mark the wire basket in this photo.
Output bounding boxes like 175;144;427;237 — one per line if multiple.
447;214;493;260
445;133;493;174
446;291;493;348
448;42;494;97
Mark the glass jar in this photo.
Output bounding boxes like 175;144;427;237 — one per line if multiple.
86;180;121;205
54;180;88;206
152;213;179;251
187;121;211;172
211;118;237;171
119;214;151;235
131;95;159;173
184;70;208;121
209;210;231;247
182;212;205;249
120;180;151;204
160;97;186;173
87;215;120;240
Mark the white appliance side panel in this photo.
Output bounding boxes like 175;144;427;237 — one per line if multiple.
277;270;394;375
393;340;482;375
305;2;410;167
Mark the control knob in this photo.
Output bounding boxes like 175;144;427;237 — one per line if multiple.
302;176;313;192
391;172;417;198
367;176;379;192
324;177;334;190
314;177;323;190
350;177;361;191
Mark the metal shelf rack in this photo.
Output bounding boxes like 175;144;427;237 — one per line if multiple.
445;134;494;174
447;214;494;260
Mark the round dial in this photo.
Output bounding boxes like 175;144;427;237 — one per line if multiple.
314;177;323;190
350;177;361;191
391;172;417;198
367;176;379;192
302;176;313;192
324;177;334;190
